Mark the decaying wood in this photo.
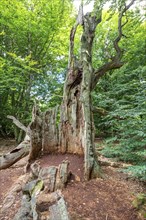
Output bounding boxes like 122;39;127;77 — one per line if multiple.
0;139;30;170
42;106;59;153
0;116;31;170
31;160;70;192
59;0;135;180
2;1;135;181
37;191;70;220
1;174;30;213
39;166;58;192
7;115;31;136
13;162;70;220
28;104;42;163
49;196;70;220
13;179;44;220
55;160;69;190
28;104;60;165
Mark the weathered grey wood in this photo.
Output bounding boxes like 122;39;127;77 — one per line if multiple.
14;179;44;220
39;166;58;192
13;194;32;220
38;161;70;192
59;8;102;179
4;1;135;180
0;115;30;170
55;160;69;190
42;106;59;153
49;196;70;220
28;104;42;162
7;115;30;135
0;140;30;170
80;10;102;180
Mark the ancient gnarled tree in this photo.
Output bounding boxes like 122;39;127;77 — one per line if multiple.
58;0;136;180
0;0;136;181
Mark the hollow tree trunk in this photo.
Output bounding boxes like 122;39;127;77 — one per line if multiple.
2;2;134;179
59;11;102;180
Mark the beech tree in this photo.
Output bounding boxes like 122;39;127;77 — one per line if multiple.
0;0;73;140
0;0;138;180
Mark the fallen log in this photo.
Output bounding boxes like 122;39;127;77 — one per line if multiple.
0;139;30;170
0;115;31;170
13;162;70;220
30;160;70;192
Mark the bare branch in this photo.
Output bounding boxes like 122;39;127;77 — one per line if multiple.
113;0;136;57
92;0;136;90
7;115;30;136
92;59;123;89
7;115;27;132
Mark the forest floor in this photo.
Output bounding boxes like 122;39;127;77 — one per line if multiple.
0;138;145;220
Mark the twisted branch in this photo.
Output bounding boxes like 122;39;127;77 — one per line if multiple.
91;0;136;90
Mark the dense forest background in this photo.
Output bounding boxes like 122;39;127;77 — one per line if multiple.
0;0;145;180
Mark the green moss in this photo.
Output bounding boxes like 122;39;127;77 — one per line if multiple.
31;180;44;197
132;194;146;218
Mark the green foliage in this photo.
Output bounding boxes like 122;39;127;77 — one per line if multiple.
0;0;74;139
123;165;146;181
93;11;146;180
132;194;146;218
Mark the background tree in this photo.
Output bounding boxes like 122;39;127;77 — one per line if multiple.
93;10;146;180
0;0;73;141
0;0;144;180
53;0;139;180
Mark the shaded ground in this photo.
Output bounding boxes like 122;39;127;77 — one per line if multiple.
0;139;145;220
38;153;84;181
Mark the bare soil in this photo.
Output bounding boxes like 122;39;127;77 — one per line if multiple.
0;139;145;220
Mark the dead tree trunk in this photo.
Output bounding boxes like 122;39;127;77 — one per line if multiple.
59;9;102;180
0;1;135;180
59;0;135;180
28;105;42;162
42;106;59;153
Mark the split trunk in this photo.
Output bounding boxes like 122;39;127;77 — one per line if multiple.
29;11;102;180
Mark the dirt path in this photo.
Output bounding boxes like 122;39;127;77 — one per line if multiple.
0;139;145;220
